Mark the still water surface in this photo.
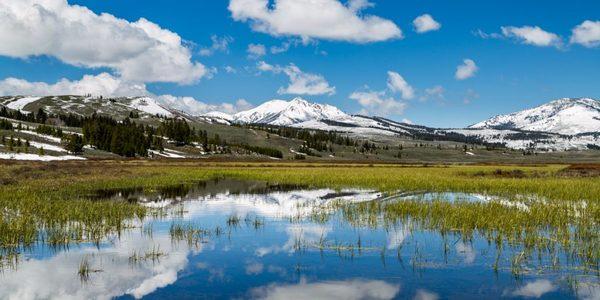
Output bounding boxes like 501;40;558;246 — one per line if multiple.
0;179;597;299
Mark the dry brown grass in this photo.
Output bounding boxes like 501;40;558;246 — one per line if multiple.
558;164;600;177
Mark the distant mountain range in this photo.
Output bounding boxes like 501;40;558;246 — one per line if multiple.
204;96;600;136
470;98;600;135
203;97;600;151
1;95;599;151
201;97;429;137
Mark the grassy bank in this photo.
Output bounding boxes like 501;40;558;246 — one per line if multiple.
4;161;599;200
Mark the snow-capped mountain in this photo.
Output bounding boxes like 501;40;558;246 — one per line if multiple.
470;98;600;135
232;97;349;126
195;96;599;151
207;97;428;138
2;94;599;151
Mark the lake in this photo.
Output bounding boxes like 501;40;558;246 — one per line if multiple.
0;179;597;299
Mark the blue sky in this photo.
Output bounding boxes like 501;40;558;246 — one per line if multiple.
0;0;599;127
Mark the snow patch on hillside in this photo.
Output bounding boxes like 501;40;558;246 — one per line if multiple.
292;119;397;137
5;97;41;112
128;97;173;117
200;111;234;125
20;130;62;143
29;141;67;153
0;152;85;161
204;111;233;121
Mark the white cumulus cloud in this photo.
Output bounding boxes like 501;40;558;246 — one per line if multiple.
386;71;415;100
224;66;238;74
421;85;445;102
414;289;440;300
347;0;374;13
0;73;251;116
570;20;600;48
0;0;207;84
413;14;441;33
257;62;336;96
501;26;562;47
157;95;253;115
257;61;276;72
350;71;416;117
199;35;234;56
0;230;191;300
228;0;402;43
455;241;476;264
270;41;293;54
455;59;478;80
245;262;264;275
350;91;407;116
510;280;557;298
0;73;148;97
247;43;267;59
251;278;400;300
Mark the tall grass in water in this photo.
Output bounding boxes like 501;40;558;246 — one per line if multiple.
0;161;598;272
335;197;599;277
78;255;102;283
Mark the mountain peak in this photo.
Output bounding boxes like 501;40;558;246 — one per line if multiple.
289;97;309;104
548;97;599;109
231;98;348;126
471;97;600;135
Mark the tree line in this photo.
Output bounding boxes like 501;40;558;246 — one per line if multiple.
81;114;160;157
242;124;362;152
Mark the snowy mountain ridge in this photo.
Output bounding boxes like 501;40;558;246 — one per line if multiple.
231;97;349;126
470;98;600;135
206;96;600;151
2;95;599;151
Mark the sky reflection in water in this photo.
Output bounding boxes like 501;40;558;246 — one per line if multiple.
0;181;598;300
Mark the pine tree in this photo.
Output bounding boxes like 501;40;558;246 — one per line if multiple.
64;134;84;154
0;119;12;130
36;108;48;124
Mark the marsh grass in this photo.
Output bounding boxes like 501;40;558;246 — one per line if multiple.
313;238;381;260
77;257;91;282
243;215;265;230
0;161;598;275
129;245;166;265
78;255;102;283
226;215;241;227
332;197;599;277
169;223;211;247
